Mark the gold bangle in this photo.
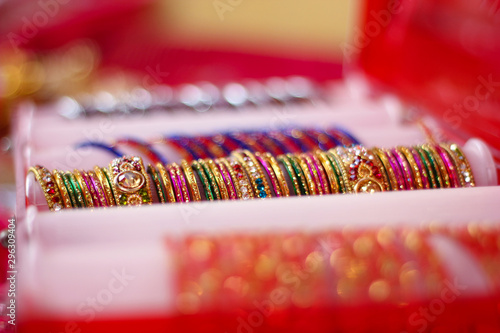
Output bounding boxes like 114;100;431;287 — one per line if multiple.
232;150;272;199
392;148;416;190
198;159;222;200
327;149;353;193
441;143;475;187
109;156;153;206
214;159;237;200
308;152;330;195
157;162;176;203
206;159;229;200
87;170;108;207
314;150;340;194
371;147;397;191
398;147;425;190
52;170;73;209
255;152;282;197
28;166;64;211
414;146;439;189
73;170;94;208
191;160;215;201
277;155;302;196
173;162;192;202
422;144;449;188
286;153;310;196
148;164;167;204
296;154;319;195
263;152;290;197
181;160;202;201
223;157;254;200
98;167;117;206
331;146;386;193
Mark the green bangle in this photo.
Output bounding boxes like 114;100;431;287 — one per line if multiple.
192;160;214;201
326;150;350;194
64;173;84;208
101;167;118;205
277;155;301;196
415;146;439;189
147;165;167;203
198;159;221;200
286;154;309;196
316;150;342;194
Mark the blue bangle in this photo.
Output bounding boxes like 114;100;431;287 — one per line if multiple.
75;141;125;157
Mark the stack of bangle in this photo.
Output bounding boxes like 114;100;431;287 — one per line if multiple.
75;127;360;164
29;143;475;211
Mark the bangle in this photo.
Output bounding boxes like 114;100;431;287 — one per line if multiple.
94;166;117;206
392;148;415;190
332;146;385;193
89;170;109;207
74;141;125;158
306;152;330;195
73;170;94;208
206;159;229;200
384;149;406;191
157;162;177;203
422;145;448;188
166;164;184;202
277;155;301;196
269;131;302;153
327;149;352;193
28;166;64;212
255;152;283;197
191;160;215;201
195;136;229;158
263;152;290;197
441;143;475;187
52;170;73;209
173;163;191;202
297;154;319;195
323;150;348;194
229;132;267;153
286;154;310;195
371;148;397;191
181;160;202;201
232;150;272;199
227;158;254;200
65;172;86;208
109;156;153;206
398;147;425;190
314;150;340;194
116;138;168;165
84;170;103;207
434;144;460;188
163;137;197;161
148;164;167;203
414;146;439;189
198;159;222;200
214;159;238;200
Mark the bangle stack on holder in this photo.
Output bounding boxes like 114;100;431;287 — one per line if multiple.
28;142;477;211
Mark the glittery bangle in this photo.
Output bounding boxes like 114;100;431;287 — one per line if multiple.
214;159;238;200
252;132;285;156
232;150;272;199
255;152;283;197
323;150;348;194
28;166;64;211
198;159;222;200
413;146;439;189
269;131;302;153
384;149;406;191
109;156;153;206
306;152;330;195
230;132;267;153
371;148;397;191
441;143;475;187
392;148;415;190
148;164;167;203
328;127;361;146
61;173;78;208
327;149;352;193
65;172;86;208
277;155;302;196
181;160;202;201
195;136;228;158
173;163;191;202
116;138;168;165
52;170;73;209
421;145;448;188
332;146;386;193
167;164;184;202
98;167;117;206
434;144;460;188
314;150;340;194
227;158;254;200
285;153;310;195
88;170;108;207
82;170;101;207
398;147;426;190
206;159;229;200
157;163;177;203
263;152;290;197
73;170;95;208
304;129;338;151
191;160;215;201
283;128;313;152
296;154;319;195
163;137;197;161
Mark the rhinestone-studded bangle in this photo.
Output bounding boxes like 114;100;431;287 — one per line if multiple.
109;156;153;206
28;166;64;212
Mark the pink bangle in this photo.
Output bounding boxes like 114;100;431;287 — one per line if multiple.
434;144;460;188
167;164;183;202
214;159;237;200
80;170;101;207
173;163;191;202
88;170;109;207
409;147;430;189
255;152;282;197
392;148;415;190
306;152;330;194
384;150;406;190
